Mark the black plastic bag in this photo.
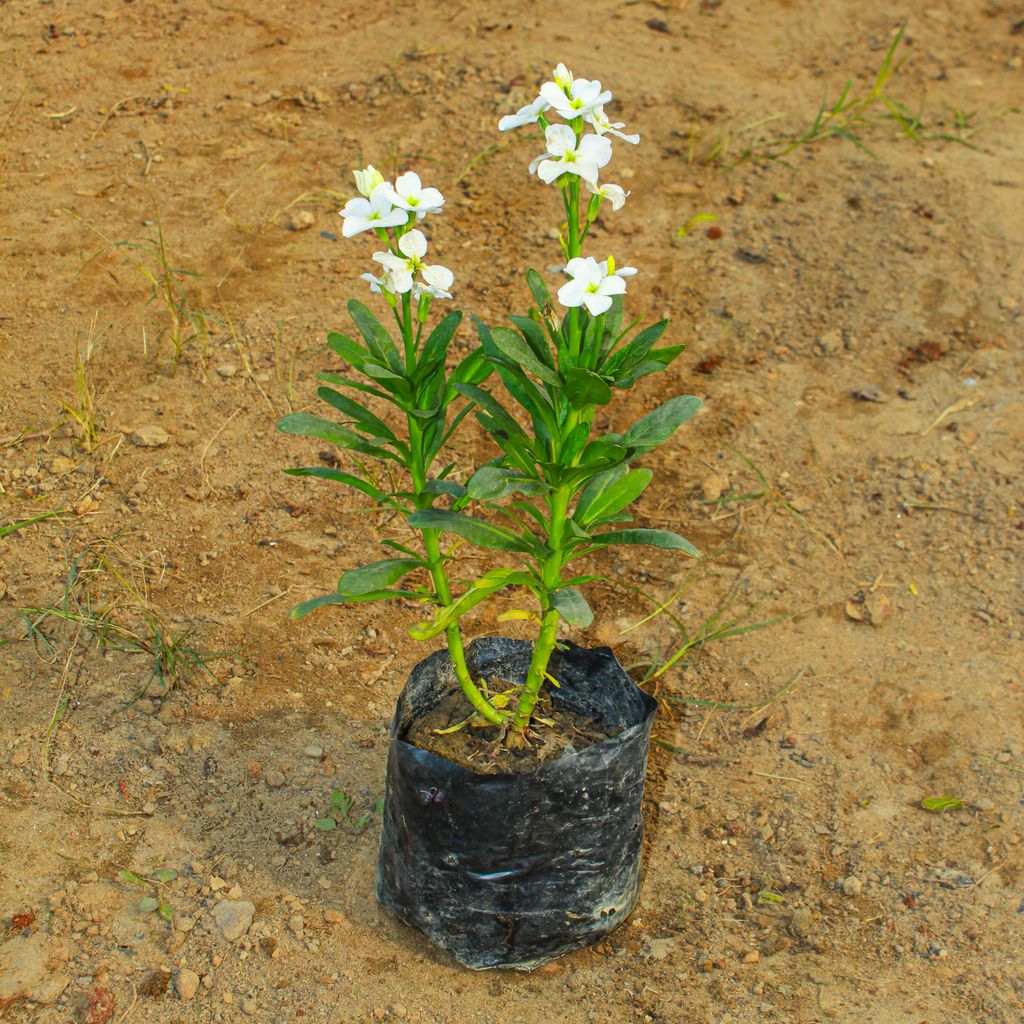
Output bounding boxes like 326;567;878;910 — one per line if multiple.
376;636;658;970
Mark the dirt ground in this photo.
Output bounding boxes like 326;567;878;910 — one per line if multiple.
1;0;1022;1021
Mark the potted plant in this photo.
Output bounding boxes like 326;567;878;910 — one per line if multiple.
279;63;702;970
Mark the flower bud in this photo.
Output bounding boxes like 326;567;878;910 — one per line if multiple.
353;165;385;198
586;193;602;223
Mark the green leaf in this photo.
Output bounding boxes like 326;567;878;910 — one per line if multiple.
559;421;591;465
283;467;388;504
549;588;594;627
601;295;623;357
565;367;613;408
326;331;373;370
466;465;545;501
338;558;422;597
576;468;653;526
509;315;555;366
613;347;686;389
331;790;354;815
290;593;347;619
526;268;554;312
410;569;531;640
452;384;528;442
0;510;65;539
921;796;964;814
277;413;392;459
488;326;561;387
157;899;174;921
408;509;534;552
291;587;422;619
152;868;178;883
315;372;393;404
138;896;159;913
119;870;150;887
610;320;669;373
620;396;702;453
316;387;397;443
421;310;463;366
421;478;466;499
314;817;339;831
348;298;402;372
590;528;700;557
447;349;492;394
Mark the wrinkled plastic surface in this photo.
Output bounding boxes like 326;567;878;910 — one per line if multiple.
376;636;657;970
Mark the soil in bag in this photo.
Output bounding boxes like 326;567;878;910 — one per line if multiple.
377;636;657;970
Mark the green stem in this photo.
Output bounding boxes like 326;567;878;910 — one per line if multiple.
566;179;581;358
513;608;560;730
589;312;605;371
400;291;415;368
407;405;503;726
419;524;504;725
511;483;571;730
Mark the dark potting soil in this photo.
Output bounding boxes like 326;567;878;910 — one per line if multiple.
404;689;621;774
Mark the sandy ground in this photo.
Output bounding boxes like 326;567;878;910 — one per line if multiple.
1;1;1022;1022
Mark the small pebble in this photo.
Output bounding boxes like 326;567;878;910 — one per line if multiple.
131;425;169;448
841;876;863;897
176;969;200;1001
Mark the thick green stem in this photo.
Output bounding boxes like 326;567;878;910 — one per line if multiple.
419;524;504;725
512;608;560;730
512;483;571;730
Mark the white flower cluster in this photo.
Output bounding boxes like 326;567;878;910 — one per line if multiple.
499;63;639;315
499;62;638;190
340;168;453;300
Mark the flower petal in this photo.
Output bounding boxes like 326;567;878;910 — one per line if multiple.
341;216;370;238
557;279;588;308
394;171;421;198
340;197;371;219
582;291;613;315
536;159;567;184
399;228;427;259
422;264;453;290
577;134;612;167
544;123;576;156
539;81;571;113
599;276;627;297
417;187;445;210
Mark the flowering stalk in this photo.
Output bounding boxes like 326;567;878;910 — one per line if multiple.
279;166;505;725
412;63;703;743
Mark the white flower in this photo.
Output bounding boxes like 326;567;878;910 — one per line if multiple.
415;263;454;300
587;105;640;145
340;183;409;237
385;171;445;219
557;256;637;316
498;95;550;131
531;124;611;185
552;62;573;90
353;165;385;197
361;271;386;294
373;229;453;297
586;180;630;211
539;74;612;122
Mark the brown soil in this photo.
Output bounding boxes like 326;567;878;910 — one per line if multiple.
405;690;619;774
2;2;1022;1023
